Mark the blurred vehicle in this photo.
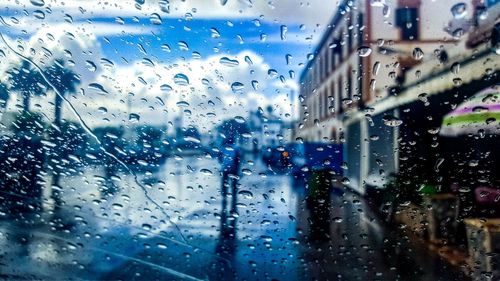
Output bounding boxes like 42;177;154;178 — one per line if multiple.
263;142;343;179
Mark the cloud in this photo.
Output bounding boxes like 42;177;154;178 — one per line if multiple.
90;49;297;131
3;0;336;26
0;13;159;36
244;30;321;46
0;25;297;131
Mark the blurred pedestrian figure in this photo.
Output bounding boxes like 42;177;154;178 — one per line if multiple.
219;135;241;207
211;135;241;280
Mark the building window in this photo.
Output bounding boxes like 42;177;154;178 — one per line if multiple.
347;12;353;51
331;41;336;70
395;8;419;40
338;76;344;113
324;51;328;78
347;69;352;100
324;90;328;118
319;58;323;82
309;99;313;124
310;98;313;121
357;13;364;47
336;33;343;62
326;43;333;75
316;94;320;120
330;81;335;115
318;93;323;119
315;96;320;121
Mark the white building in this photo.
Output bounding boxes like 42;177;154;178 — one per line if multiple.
248;106;292;151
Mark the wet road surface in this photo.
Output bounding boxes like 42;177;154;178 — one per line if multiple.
0;155;470;280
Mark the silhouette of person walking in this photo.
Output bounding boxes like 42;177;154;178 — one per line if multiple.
219;136;241;212
209;136;241;280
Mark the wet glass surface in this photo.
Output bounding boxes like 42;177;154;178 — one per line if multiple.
0;0;499;280
0;156;470;280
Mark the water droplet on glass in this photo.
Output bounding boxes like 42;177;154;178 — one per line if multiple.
98;107;107;114
251;80;259;90
177;101;190;107
174;73;189;85
115;17;125;24
453;77;463;86
231;82;244;94
280;25;288;40
412;47;424;60
452;28;464;39
341;177;350;185
100;58;115;69
85;60;97;72
155;96;165;106
159;0;170;13
451;3;467;19
237;34;244;44
234;116;246;123
477;7;488;20
88;83;108;95
382;115;403;127
450;62;460;74
200;169;213;175
268;69;278;78
178;41;189;51
210;28;221;38
157;243;168;249
129;113;140;122
112;203;123;210
219;57;239;67
242;169;252;175
184;136;201;143
357;46;372;57
472;106;488;113
238;190;253;199
67;243;78;250
244;56;253;65
33;10;45;19
160;84;173;93
161;44;171;52
150;13;162;25
30;0;45;7
382;4;390;18
372;61;380;75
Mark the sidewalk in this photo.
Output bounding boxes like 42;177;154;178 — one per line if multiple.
345;184;473;279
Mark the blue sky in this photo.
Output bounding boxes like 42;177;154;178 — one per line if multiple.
0;0;336;130
96;17;316;75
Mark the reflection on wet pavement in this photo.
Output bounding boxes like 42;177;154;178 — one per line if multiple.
0;156;470;280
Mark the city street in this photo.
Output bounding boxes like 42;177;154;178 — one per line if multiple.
0;156;470;280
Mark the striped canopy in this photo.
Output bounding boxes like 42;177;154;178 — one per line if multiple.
440;86;500;136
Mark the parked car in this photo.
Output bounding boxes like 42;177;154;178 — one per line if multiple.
263;142;343;179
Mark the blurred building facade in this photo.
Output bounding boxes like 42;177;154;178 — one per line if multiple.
247;106;293;152
296;0;499;193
